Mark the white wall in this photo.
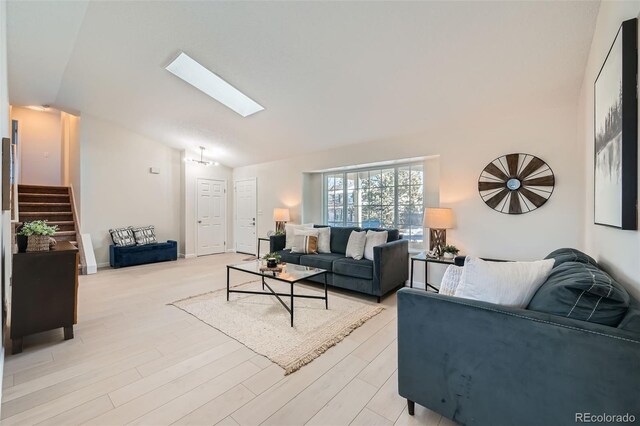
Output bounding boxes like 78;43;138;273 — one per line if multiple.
579;2;640;298
181;150;233;258
11;107;62;186
234;103;584;264
79;114;181;266
61;112;81;218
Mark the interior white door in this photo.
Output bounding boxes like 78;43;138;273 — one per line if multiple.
235;178;257;254
197;178;226;256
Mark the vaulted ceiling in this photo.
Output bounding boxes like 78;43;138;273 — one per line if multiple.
7;1;599;167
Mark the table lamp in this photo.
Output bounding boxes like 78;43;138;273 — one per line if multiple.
423;207;454;257
273;208;290;233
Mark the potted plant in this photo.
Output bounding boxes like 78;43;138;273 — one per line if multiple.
15;223;27;253
18;220;58;252
262;252;282;268
442;244;459;260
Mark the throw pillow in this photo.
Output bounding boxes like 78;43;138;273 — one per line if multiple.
316;227;331;254
132;225;157;245
440;265;463;296
363;230;388;260
284;223;314;250
618;298;640;333
109;226;136;247
544;248;599;269
528;261;630;327
345;231;367;260
454;257;555;308
291;234;318;254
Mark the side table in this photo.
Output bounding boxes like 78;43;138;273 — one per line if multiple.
410;252;456;292
257;237;270;258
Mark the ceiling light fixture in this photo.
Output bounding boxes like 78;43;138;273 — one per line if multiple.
185;146;218;166
165;52;264;117
26;105;51;112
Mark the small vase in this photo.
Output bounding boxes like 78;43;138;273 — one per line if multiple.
26;235;51;252
267;258;277;268
443;252;455;260
16;235;28;253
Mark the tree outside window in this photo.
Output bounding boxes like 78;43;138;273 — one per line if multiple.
324;163;424;250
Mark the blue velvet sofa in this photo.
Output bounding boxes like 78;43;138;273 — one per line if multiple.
109;240;178;268
397;248;640;425
270;226;408;301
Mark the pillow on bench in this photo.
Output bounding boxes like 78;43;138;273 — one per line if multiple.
133;225;157;245
109;227;135;247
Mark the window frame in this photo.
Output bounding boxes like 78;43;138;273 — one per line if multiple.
323;162;424;245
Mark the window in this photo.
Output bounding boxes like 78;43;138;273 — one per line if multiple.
324;162;424;250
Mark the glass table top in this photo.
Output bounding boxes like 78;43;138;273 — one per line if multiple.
412;252;457;264
228;260;326;282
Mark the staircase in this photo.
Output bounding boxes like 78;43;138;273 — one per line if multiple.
17;184;86;273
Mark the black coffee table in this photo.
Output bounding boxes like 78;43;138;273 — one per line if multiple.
226;261;328;327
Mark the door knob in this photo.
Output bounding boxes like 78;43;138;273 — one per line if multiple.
198;220;202;223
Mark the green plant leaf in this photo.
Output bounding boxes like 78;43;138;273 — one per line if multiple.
17;220;58;237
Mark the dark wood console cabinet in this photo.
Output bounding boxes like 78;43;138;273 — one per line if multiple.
11;241;79;354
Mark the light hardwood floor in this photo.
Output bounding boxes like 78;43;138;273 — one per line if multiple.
1;253;453;426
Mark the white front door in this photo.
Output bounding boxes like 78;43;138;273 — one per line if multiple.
197;178;226;256
235;178;257;255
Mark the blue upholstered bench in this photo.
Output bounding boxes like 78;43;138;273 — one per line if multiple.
109;240;178;268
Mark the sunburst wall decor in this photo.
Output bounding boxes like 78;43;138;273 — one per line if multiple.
478;153;555;215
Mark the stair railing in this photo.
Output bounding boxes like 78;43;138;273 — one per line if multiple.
68;186;87;275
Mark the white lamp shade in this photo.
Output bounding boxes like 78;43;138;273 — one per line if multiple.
273;208;290;222
423;208;454;229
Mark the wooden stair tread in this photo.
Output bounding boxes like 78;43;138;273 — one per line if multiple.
17;184;69;189
55;231;76;236
17;185;69;195
19;192;69;197
18;201;71;207
20;212;73;215
20;212;72;216
18;220;76;231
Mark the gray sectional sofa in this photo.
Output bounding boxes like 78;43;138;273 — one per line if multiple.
270;225;409;301
397;248;640;426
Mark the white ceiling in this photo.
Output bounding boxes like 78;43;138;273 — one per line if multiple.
7;1;599;167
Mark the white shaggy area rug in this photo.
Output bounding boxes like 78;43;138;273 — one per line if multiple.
171;281;383;374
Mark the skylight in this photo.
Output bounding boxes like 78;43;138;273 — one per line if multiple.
165;52;264;117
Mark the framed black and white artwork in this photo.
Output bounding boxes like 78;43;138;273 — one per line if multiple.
594;18;638;230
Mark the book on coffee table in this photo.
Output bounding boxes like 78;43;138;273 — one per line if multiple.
259;266;283;273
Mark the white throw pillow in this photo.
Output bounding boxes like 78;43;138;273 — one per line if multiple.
440;265;463;296
284;223;314;250
454;257;555;308
345;231;367;260
315;227;331;253
295;229;319;237
291;234;318;254
364;230;388;260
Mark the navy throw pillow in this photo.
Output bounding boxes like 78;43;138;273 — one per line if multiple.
528;261;630;327
544;248;599;269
